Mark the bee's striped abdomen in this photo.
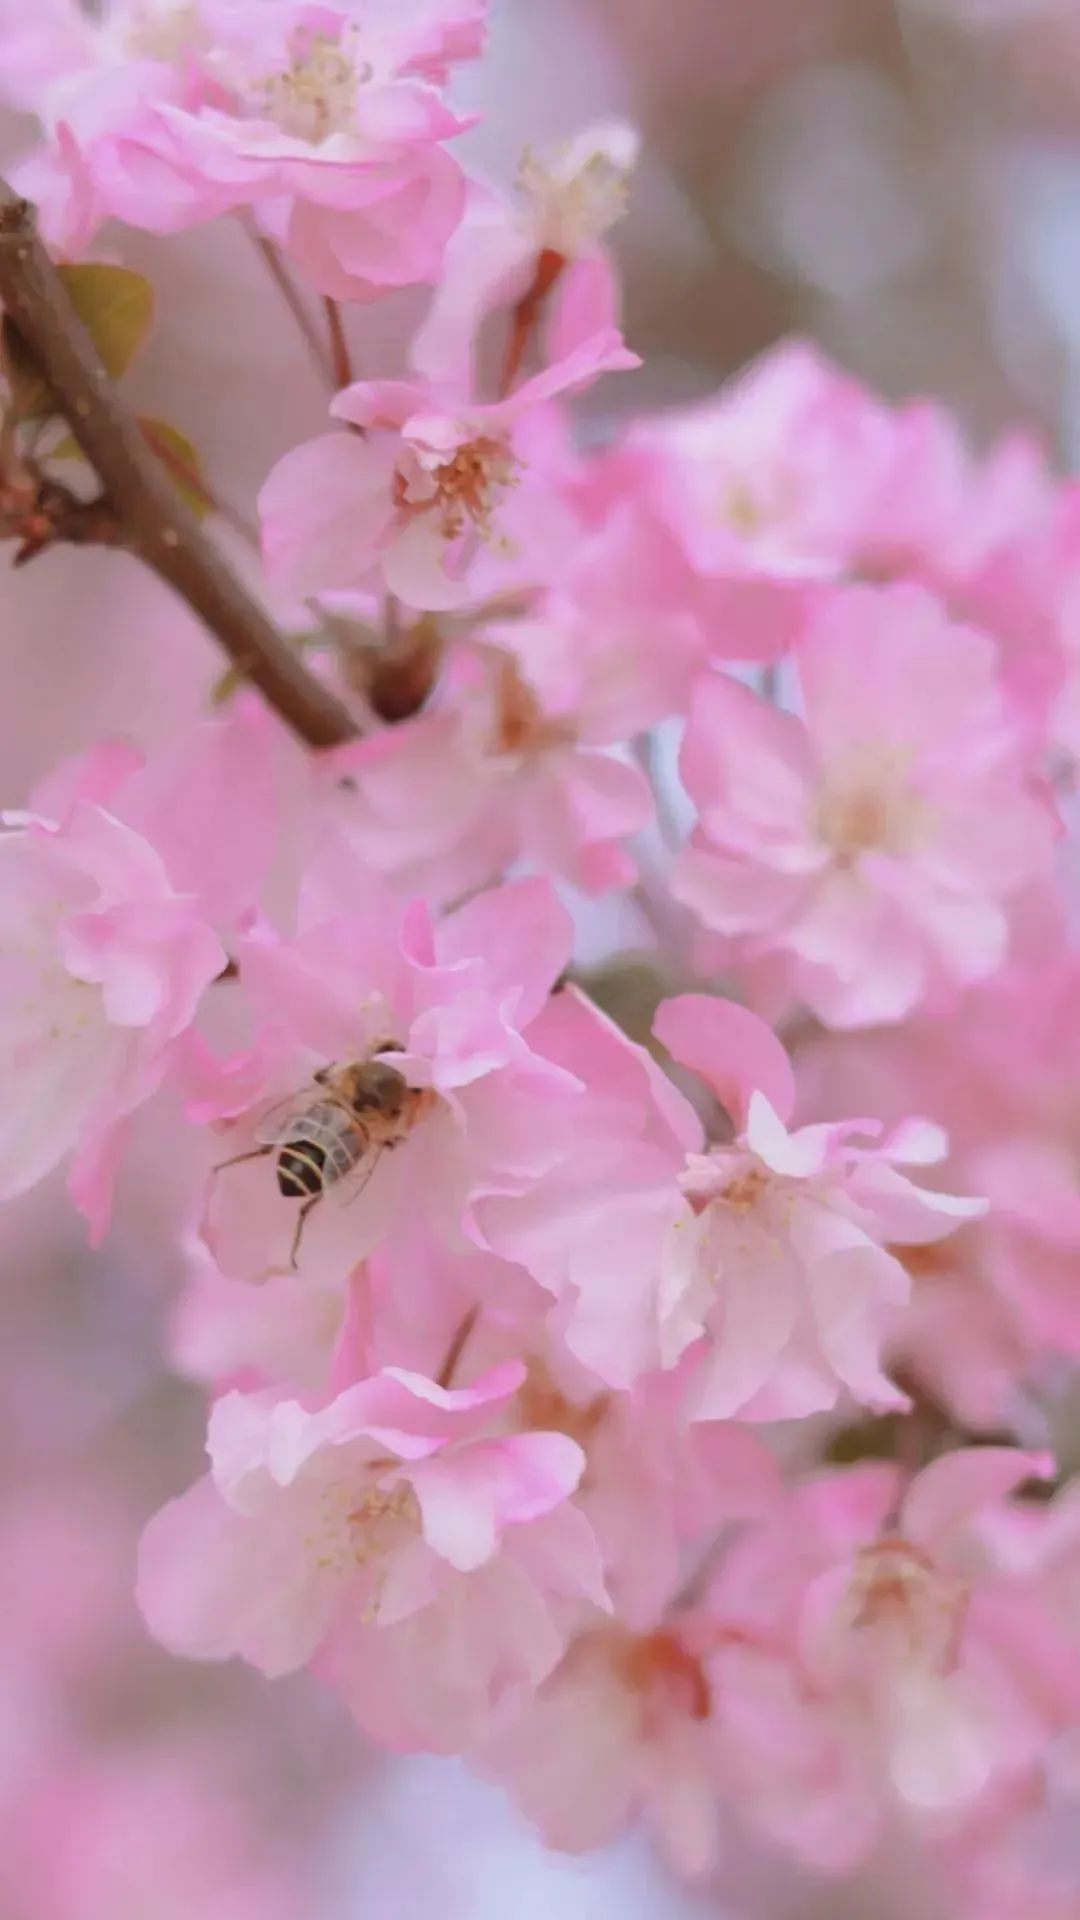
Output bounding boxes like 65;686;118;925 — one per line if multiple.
276;1139;327;1198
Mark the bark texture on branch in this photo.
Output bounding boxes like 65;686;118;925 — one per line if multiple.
0;181;358;749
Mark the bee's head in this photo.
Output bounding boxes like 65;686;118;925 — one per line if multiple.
313;1066;331;1087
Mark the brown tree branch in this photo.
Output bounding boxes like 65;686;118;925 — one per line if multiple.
0;181;358;749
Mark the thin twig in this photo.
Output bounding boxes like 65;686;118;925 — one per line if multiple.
323;295;353;390
0;182;357;748
243;216;334;390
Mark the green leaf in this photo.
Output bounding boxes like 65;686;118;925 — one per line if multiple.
210;661;246;707
572;959;671;1050
49;433;86;463
138;416;212;519
2;262;154;423
825;1413;904;1467
60;262;154;379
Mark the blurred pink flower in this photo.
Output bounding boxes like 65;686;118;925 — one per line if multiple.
0;796;223;1235
706;1450;1080;1869
675;584;1057;1027
475;1618;723;1876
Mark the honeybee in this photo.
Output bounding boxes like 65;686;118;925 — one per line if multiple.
216;1053;434;1267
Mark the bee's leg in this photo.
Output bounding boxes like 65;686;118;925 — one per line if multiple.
289;1192;322;1269
212;1144;273;1177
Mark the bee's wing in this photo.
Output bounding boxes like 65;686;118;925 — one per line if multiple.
328;1141;387;1209
253;1089;320;1147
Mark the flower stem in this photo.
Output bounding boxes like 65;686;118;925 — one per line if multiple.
244;218;335;391
323;295;353;390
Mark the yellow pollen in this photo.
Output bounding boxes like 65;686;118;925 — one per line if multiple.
719;477;770;538
718;1165;771;1211
815;745;923;866
345;1482;419;1557
817;786;894;861
308;1476;419;1580
517;143;633;257
848;1536;968;1670
255;30;368;143
426;438;519;543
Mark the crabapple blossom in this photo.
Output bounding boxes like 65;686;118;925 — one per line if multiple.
325;629;656;902
411;118;639;393
584;339;897;660
0;705;291;1235
477;989;979;1416
474;1615;724;1877
259;323;639;612
7;0;1080;1900
197;871;582;1280
5;0;483;289
675;584;1057;1026
137;1360;604;1678
0;794;224;1234
796;949;1080;1426
703;1451;1080;1867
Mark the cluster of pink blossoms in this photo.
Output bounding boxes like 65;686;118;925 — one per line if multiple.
9;2;1080;1912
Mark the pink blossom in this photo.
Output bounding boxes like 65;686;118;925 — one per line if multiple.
198;873;581;1281
584;339;896;661
475;1618;723;1876
411;118;639;392
12;0;481;286
326;634;654;903
796;950;1080;1417
0;796;224;1235
855;397;1053;597
320;1516;606;1752
675;585;1057;1027
505;1351;782;1632
478;987;977;1414
259;325;639;613
704;1450;1080;1868
137;1359;603;1682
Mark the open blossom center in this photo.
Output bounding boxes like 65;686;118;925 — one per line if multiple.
680;1150;775;1219
308;1474;419;1575
847;1537;967;1673
398;438;520;545
617;1629;711;1728
716;459;802;541
252;29;367;143
815;752;923;864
